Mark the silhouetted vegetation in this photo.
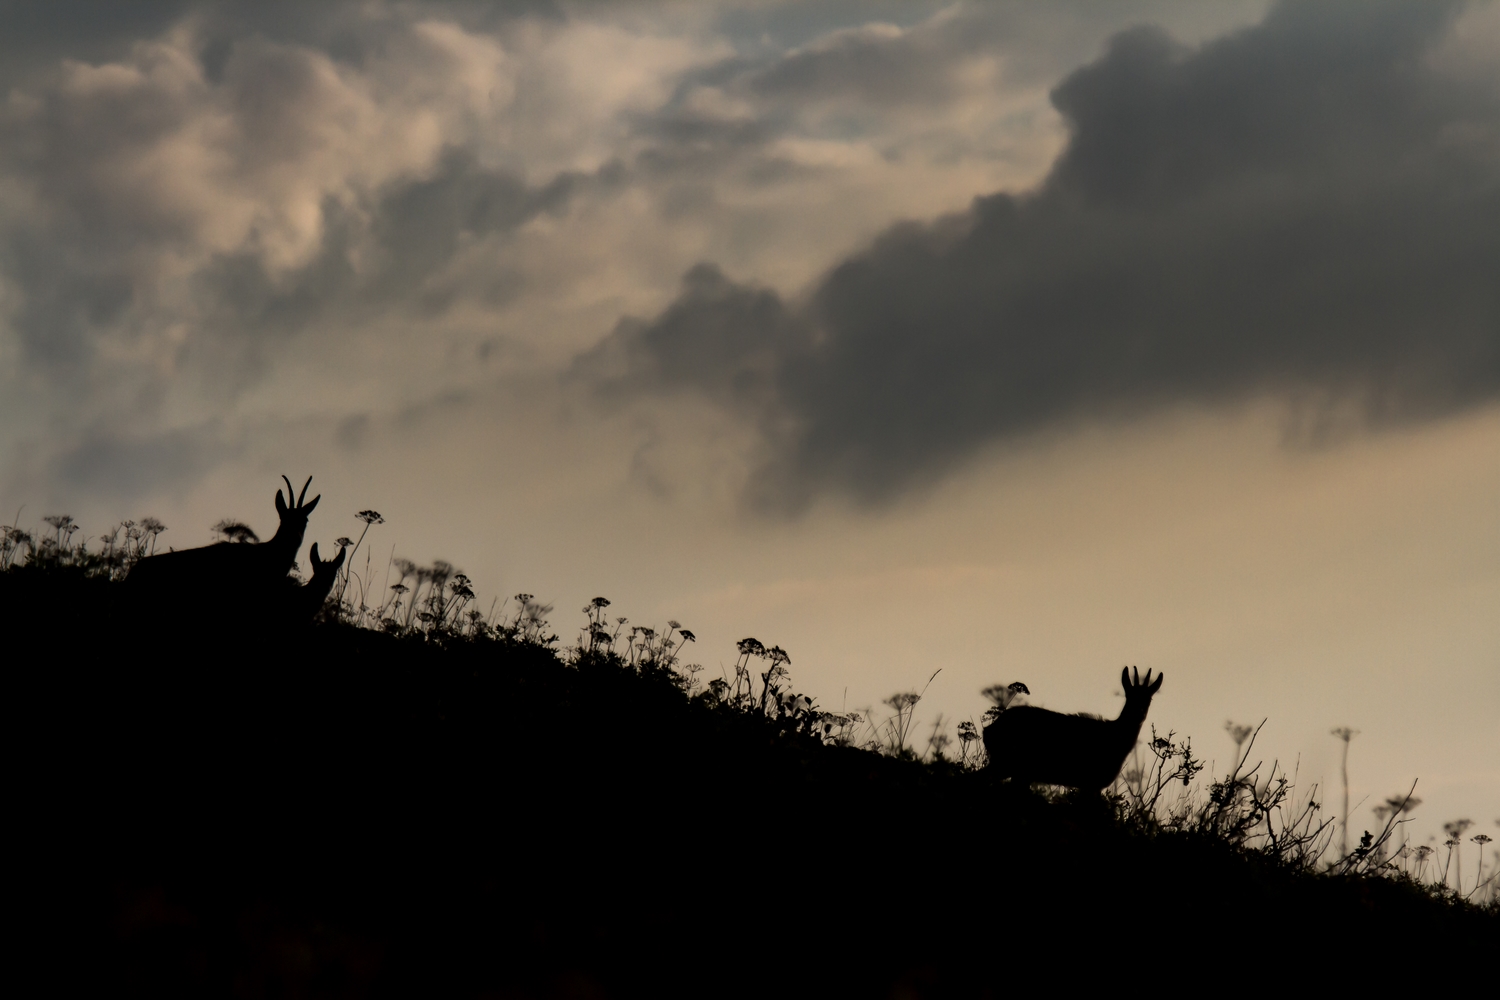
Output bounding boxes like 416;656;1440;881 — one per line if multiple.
4;506;1495;997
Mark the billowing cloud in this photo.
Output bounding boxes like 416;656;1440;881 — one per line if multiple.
17;0;1469;514
580;0;1500;510
0;2;705;499
0;11;560;376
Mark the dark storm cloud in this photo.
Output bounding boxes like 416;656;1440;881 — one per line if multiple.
579;0;1500;510
579;263;809;410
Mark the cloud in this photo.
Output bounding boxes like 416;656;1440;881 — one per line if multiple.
576;263;808;409
0;0;1154;453
0;5;644;447
579;0;1500;511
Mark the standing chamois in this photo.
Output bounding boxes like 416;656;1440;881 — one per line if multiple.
125;476;322;619
983;667;1164;791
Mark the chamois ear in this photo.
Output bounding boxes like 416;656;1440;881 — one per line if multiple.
309;541;322;567
1148;672;1164;695
1121;666;1130;690
276;490;287;515
302;494;320;515
329;545;346;571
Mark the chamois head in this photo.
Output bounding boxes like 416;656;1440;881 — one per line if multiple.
275;475;321;521
269;475;321;548
303;539;345;602
307;540;346;582
1121;666;1163;714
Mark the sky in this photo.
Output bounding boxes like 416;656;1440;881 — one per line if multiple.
2;0;1496;855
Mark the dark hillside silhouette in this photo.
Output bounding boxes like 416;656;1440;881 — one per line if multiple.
985;666;1163;790
4;543;1492;997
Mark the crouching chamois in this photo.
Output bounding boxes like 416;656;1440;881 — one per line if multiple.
983;667;1163;791
125;475;322;621
278;541;346;625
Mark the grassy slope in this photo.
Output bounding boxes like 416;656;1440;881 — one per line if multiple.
7;564;1493;997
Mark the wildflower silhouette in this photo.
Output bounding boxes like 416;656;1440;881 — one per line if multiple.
1331;726;1359;857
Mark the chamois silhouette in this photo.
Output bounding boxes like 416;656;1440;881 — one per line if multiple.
279;541;346;624
125;476;321;619
983;667;1164;791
